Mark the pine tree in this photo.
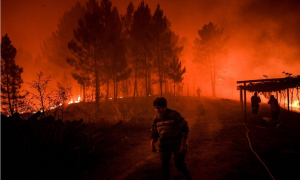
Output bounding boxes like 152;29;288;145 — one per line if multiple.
167;58;186;97
67;0;105;104
152;4;182;96
41;2;86;94
130;1;153;98
121;1;134;38
96;1;132;101
41;2;86;69
194;22;228;97
121;2;134;98
1;34;24;115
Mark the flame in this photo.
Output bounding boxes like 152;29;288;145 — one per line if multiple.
75;95;80;103
68;99;74;104
68;95;81;104
49;103;62;110
281;100;300;112
290;100;300;112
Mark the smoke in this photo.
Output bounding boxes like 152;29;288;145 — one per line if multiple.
162;0;300;99
2;0;300;100
224;0;300;84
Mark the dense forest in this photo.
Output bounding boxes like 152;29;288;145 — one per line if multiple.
1;0;229;116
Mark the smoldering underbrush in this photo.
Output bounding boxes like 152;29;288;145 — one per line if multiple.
42;97;158;125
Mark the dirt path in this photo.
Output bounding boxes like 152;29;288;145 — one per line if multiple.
87;97;300;180
185;98;270;180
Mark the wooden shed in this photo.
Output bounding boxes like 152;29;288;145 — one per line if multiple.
237;76;300;122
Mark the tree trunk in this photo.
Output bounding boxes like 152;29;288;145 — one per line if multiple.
83;83;86;102
208;56;216;97
133;59;138;99
95;67;100;104
210;72;215;97
158;53;163;96
174;79;176;97
213;57;216;97
165;80;168;95
187;84;189;97
94;45;100;104
113;73;116;102
159;71;163;96
145;54;148;98
6;74;13;115
12;75;16;113
116;81;118;99
38;86;45;113
106;80;109;100
148;72;151;96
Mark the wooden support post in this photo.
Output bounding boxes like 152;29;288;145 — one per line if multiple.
240;88;243;112
276;91;278;99
287;88;290;112
244;83;247;124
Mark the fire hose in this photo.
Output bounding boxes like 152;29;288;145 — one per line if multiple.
245;125;276;180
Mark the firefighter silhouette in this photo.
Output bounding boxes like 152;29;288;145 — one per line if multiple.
196;87;201;98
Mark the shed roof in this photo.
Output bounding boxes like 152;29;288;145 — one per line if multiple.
237;76;300;92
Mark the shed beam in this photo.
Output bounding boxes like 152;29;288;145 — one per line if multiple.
244;83;247;124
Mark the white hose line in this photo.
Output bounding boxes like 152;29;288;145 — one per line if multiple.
245;125;276;180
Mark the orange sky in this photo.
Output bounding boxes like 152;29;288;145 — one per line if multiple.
1;0;238;54
2;0;300;100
